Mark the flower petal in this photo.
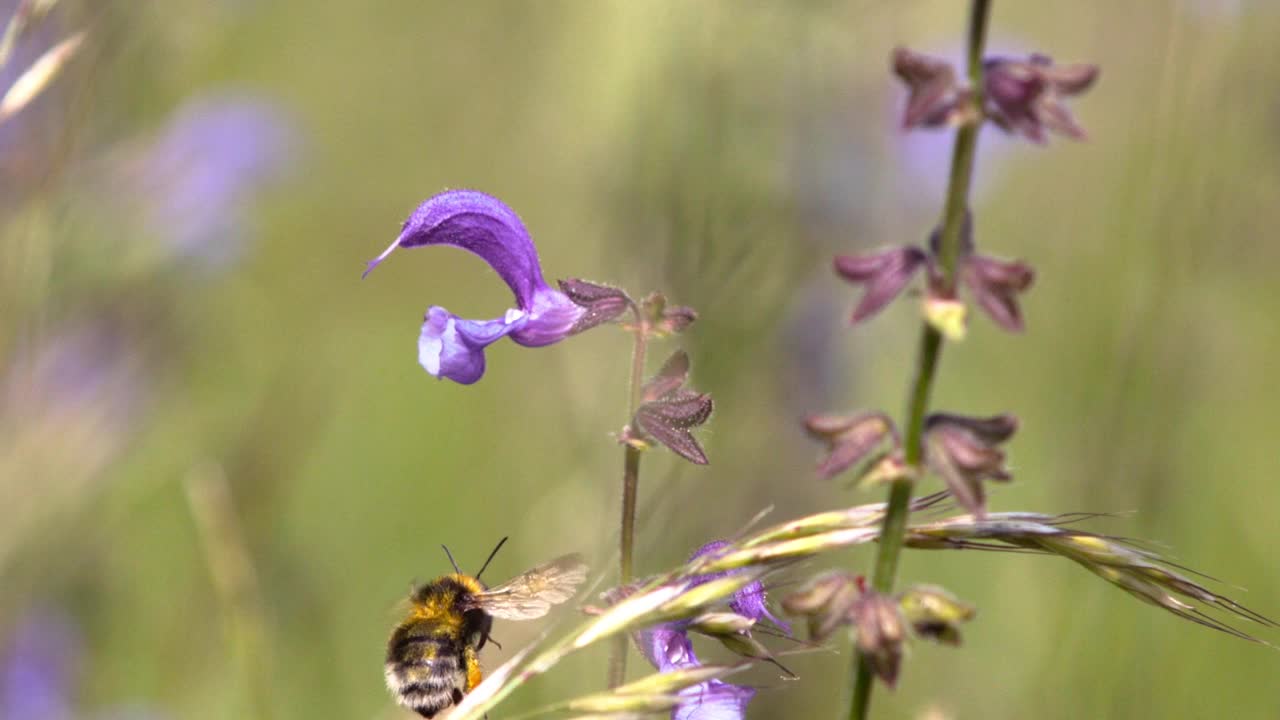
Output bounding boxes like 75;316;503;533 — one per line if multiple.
638;624;698;673
674;679;756;720
833;246;928;324
417;306;527;385
962;255;1035;332
508;284;585;347
688;542;789;632
365;190;546;311
891;47;961;130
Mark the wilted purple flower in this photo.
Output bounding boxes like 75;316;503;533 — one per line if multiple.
984;54;1098;144
928;215;1035;332
0;610;79;720
365;190;586;384
803;411;898;481
891;46;1098;145
836;213;1034;332
121;92;295;267
891;47;967;130
833;247;929;324
924;412;1018;518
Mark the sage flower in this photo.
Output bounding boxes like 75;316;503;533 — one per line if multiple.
364;190;586;384
126;92;295;268
638;623;757;720
688;541;789;634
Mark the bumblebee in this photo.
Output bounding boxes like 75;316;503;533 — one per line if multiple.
385;538;588;718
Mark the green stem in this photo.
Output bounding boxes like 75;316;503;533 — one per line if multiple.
608;315;649;687
848;1;991;718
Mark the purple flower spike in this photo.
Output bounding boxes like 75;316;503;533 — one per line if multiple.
366;190;585;384
1;611;79;720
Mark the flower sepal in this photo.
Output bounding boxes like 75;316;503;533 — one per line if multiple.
625;350;714;465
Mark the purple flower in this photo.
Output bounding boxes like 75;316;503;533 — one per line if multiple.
123;92;295;268
0;610;79;720
834;213;1035;333
364;190;586;384
673;679;756;720
984;54;1099;144
688;541;790;634
628;539;790;720
637;622;757;720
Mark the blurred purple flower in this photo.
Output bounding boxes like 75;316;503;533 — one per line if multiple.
0;322;148;568
125;92;295;268
2;322;144;432
0;610;79;720
0;610;168;720
364;190;586;384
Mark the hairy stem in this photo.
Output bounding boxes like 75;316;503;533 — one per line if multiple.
608;316;649;687
848;1;992;717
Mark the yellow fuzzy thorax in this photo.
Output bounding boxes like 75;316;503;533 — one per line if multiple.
409;574;486;628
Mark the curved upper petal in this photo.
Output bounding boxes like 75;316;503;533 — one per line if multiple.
418;306;528;385
366;190;547;310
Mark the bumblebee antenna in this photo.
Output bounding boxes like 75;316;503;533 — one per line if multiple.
441;544;462;575
475;536;509;581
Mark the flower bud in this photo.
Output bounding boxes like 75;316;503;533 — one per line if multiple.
558;278;633;334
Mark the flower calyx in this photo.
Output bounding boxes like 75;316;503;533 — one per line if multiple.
892;46;1099;144
558;278;634;335
623;350;714;465
803;411;905;486
836;212;1034;333
923;412;1019;518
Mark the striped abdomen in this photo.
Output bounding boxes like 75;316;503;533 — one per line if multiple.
385;620;468;718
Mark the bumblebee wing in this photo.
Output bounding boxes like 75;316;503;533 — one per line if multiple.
472;553;589;620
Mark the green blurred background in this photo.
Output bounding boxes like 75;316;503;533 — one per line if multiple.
2;1;1278;718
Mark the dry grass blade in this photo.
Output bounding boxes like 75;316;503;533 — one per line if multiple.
905;513;1277;644
452;500;1273;719
0;30;84;123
